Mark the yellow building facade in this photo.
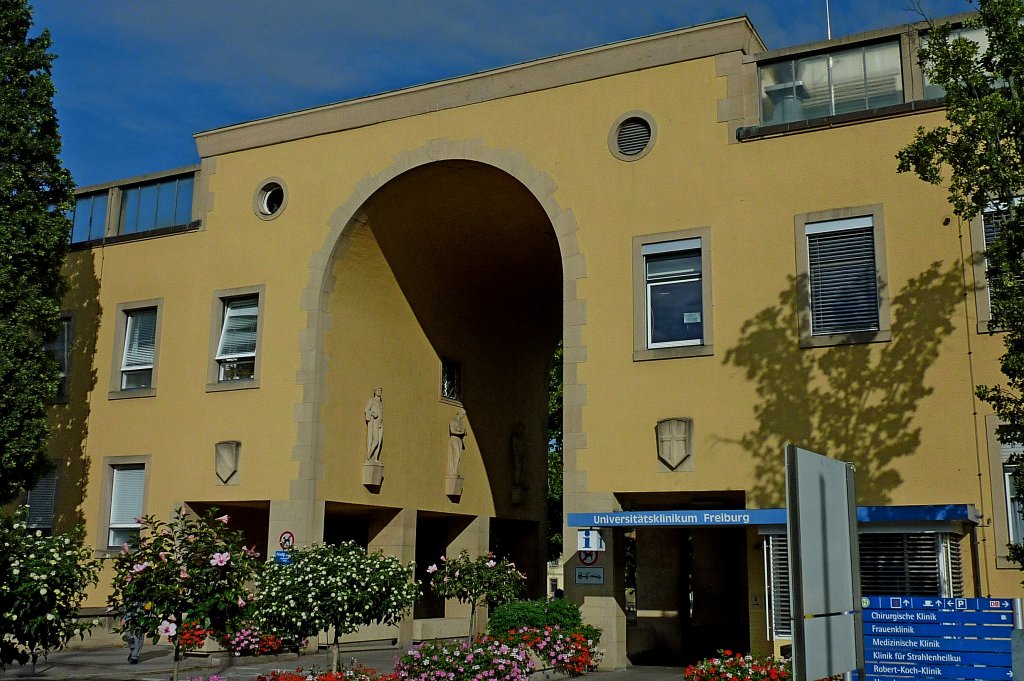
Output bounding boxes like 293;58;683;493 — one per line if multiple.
37;12;1023;668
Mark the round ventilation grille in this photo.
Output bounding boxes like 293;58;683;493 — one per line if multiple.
253;178;287;220
609;112;656;161
616;118;652;156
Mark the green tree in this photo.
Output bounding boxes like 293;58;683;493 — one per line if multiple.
107;508;260;681
547;342;563;561
252;541;418;672
427;550;526;640
0;508;99;669
896;0;1024;565
0;0;74;504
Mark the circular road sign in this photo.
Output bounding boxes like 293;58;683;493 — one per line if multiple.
279;530;295;550
578;550;598;566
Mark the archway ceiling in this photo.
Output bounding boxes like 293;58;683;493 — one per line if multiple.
360;160;562;357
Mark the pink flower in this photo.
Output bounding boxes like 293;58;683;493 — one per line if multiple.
186;534;196;542
237;596;246;607
242;545;260;558
426;564;438;574
131;562;148;573
215;514;230;524
157;620;177;637
158;551;169;562
180;567;189;579
120;543;130;553
486;560;496;568
210;552;230;566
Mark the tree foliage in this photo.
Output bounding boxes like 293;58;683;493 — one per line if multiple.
107;507;260;680
547;342;563;561
252;541;418;671
427;550;526;639
0;508;99;669
897;0;1024;566
0;0;74;503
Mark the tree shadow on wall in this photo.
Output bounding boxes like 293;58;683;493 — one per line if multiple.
49;249;100;531
722;262;963;508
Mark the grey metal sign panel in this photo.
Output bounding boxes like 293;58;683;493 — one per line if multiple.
786;444;864;681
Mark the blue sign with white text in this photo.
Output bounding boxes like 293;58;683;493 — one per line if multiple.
861;595;1016;681
273;550;291;564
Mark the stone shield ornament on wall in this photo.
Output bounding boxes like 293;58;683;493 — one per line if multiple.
656;418;692;471
215;440;241;484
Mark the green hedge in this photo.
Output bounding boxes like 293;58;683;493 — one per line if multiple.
487;598;600;643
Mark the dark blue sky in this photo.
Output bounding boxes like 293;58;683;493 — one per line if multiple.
32;0;973;188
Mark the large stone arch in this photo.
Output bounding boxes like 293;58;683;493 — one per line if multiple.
273;139;594;560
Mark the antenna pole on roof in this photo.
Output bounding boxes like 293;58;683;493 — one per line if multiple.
826;0;833;39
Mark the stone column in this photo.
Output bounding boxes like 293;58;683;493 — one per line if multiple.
566;527;626;669
369;508;417;647
267;498;324;558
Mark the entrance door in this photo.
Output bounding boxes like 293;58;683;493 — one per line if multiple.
628;526;749;665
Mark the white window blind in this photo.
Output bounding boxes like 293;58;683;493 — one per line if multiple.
109;465;145;527
27;473;57;530
216;297;258;361
1002;439;1024;542
122;309;156;371
806;216;879;335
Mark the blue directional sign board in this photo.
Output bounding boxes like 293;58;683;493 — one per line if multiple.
273;550;291;564
858;595;1015;681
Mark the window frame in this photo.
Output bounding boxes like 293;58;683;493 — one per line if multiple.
97;455;150;553
45;315;73;403
108;300;162;399
632;227;714;361
986;414;1024;568
970;198;1021;333
794;204;891;348
207;285;265;392
26;472;58;534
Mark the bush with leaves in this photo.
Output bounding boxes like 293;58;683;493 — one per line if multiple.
251;541;418;672
487;597;583;637
107;507;260;681
0;508;99;669
394;635;534;681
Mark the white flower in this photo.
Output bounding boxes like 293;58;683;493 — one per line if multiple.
157;620;177;637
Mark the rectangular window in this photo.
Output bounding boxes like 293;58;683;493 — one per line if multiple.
70;192;109;244
759;40;903;125
644;238;704;348
118;175;194;235
216;296;259;382
765;531;963;640
633;227;714;361
108;464;145;548
1000;437;1024;544
440;358;462;402
796;206;890;347
121;308;157;390
973;199;1023;331
44;316;71;400
27;473;57;534
806;216;879;335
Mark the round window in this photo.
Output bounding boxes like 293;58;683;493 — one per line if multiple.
253;179;287;220
608;112;657;161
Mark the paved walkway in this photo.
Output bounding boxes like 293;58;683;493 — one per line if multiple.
0;644;682;680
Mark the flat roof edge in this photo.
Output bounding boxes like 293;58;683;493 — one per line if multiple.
193;17;764;159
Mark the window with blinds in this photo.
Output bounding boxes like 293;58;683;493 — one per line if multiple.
216;295;259;381
806;216;879;335
765;532;963;640
121;308;157;390
27;473;57;533
108;464;145;548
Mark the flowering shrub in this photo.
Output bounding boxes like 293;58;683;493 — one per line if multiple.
427;551;525;638
0;508;100;669
107;507;260;680
683;650;791;681
251;541;417;672
504;625;602;676
394;636;534;681
174;621;210;651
